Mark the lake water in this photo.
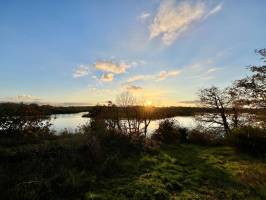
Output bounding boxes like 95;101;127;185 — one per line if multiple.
50;112;197;134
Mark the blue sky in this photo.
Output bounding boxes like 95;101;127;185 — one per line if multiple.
0;0;265;106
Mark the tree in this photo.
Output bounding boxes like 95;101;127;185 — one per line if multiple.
115;92;154;137
235;49;266;109
226;86;247;128
198;86;231;135
116;91;138;135
138;98;154;137
234;48;266;127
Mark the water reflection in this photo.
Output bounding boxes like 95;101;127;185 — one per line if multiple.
50;112;197;134
50;112;90;133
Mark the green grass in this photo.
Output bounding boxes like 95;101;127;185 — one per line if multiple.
1;136;266;200
83;145;266;200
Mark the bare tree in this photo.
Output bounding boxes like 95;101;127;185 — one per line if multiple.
226;86;246;128
105;101;122;131
198;86;231;135
116;91;138;135
115;92;154;137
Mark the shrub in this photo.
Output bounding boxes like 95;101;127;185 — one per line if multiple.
231;126;266;156
152;119;188;144
0;103;51;135
80;119;147;156
188;129;215;146
187;126;227;146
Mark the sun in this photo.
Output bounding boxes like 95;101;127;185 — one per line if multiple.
146;101;152;106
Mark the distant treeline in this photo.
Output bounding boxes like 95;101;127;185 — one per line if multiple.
0;102;264;118
84;106;211;119
0;103;93;116
83;105;265;119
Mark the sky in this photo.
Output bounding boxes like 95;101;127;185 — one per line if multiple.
0;0;265;106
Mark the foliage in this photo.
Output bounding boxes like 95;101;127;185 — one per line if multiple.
1;135;266;200
188;128;225;146
231;126;266;156
0;103;51;135
152;119;188;144
234;49;266;109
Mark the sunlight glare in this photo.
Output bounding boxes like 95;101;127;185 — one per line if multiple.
146;100;152;106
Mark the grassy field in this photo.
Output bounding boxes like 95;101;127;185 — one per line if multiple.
84;145;266;200
1;135;266;200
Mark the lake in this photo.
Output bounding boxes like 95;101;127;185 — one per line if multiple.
50;112;197;134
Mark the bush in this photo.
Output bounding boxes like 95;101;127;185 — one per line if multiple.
231;126;266;156
188;128;225;146
189;129;215;146
0;103;51;135
152;119;188;144
80;119;147;156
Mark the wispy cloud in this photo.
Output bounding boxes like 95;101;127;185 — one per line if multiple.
149;0;223;45
100;73;114;82
187;62;221;80
73;65;89;78
126;69;181;83
157;70;180;80
127;75;154;83
205;67;220;74
139;11;151;22
125;84;143;92
199;67;221;80
204;3;223;19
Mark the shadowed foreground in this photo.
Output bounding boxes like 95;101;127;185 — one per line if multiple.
1;135;266;200
84;145;266;200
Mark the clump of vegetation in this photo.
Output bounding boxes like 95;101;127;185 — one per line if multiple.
0;103;51;135
152;119;188;144
231;126;266;156
188;129;220;146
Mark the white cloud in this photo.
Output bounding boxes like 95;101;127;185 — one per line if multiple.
139;11;151;21
73;65;89;78
127;75;154;83
95;60;130;74
204;3;223;19
126;69;181;83
187;63;221;80
74;59;145;83
149;0;223;45
157;70;180;81
205;67;220;74
100;73;114;82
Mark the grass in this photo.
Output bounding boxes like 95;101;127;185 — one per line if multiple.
84;145;266;200
1;135;266;200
